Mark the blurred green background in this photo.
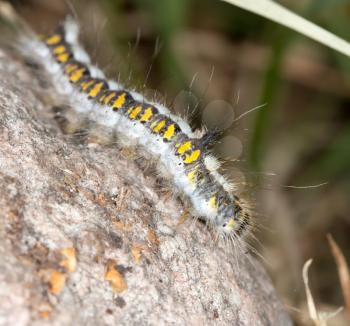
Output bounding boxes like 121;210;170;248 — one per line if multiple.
8;0;350;324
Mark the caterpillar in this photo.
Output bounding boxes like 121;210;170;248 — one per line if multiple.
15;16;252;240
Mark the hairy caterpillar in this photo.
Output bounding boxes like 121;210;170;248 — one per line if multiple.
15;17;252;240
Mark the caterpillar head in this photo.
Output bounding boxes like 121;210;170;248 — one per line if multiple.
216;203;250;237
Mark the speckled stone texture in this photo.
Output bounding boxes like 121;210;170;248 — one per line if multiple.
0;50;293;326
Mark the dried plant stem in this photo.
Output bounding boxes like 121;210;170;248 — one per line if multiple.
327;234;350;322
302;259;343;326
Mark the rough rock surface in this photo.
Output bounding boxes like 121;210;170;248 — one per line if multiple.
0;49;292;326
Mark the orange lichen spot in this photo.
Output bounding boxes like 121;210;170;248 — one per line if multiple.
112;93;126;110
176;141;192;154
46;34;61;45
147;229;160;246
59;247;77;273
38;304;53;320
56;52;70;63
129;106;142;120
39;310;51;320
53;45;66;55
88;82;104;98
47;269;67;295
103;92;116;105
151;120;166;133
183;149;201;164
114;220;132;232
139;107;153;123
105;260;127;294
131;244;143;264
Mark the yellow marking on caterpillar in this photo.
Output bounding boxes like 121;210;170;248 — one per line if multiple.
227;218;236;229
187;168;198;184
81;80;94;91
89;82;104;98
65;64;78;74
69;68;86;83
103;92;116;105
209;196;217;210
163;124;175;140
56;53;70;63
53;45;67;55
46;34;62;45
139;107;153;122
129;106;142;120
99;94;106;102
176;141;192;154
152;120;166;133
183;149;201;164
112;93;126;110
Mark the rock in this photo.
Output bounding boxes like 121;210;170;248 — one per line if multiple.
0;49;292;326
